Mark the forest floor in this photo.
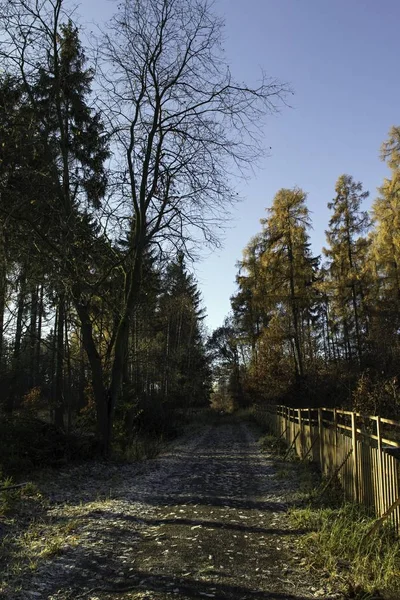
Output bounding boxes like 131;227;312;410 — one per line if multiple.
0;417;344;600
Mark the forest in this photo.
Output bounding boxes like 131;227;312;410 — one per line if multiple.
212;141;400;420
0;0;290;468
1;0;400;476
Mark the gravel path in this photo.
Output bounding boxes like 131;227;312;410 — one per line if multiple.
1;419;342;600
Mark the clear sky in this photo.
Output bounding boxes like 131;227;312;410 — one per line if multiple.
77;0;400;333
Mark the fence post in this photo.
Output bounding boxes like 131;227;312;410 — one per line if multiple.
284;406;287;441
351;411;359;502
333;408;338;468
286;406;290;444
376;416;384;516
298;408;303;459
318;408;323;471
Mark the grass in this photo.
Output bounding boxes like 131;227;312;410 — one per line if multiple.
19;518;80;560
0;494;116;593
0;476;17;515
235;405;400;599
289;503;400;599
0;516;81;595
258;433;288;455
0;475;41;517
287;449;400;598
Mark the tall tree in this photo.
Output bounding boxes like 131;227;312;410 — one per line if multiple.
324;175;370;363
0;0;289;452
0;2;111;442
258;188;317;378
368;127;400;371
93;0;289;450
158;254;209;410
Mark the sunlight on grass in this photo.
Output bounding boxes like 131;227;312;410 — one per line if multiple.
289;503;400;598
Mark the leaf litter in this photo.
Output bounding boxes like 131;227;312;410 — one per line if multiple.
1;420;343;600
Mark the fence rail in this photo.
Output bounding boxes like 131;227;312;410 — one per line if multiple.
261;405;400;534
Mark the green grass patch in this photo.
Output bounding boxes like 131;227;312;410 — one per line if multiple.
289;502;400;599
258;433;288;455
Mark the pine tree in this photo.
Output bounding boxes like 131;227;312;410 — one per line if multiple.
324;175;370;362
371;128;400;313
158;254;210;410
258;188;318;378
368;127;400;371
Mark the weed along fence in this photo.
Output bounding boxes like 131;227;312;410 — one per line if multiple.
263;405;400;534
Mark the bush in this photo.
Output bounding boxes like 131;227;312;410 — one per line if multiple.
0;415;98;476
258;433;287;455
352;371;400;419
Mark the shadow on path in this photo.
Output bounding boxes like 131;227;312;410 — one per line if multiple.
84;510;309;536
97;569;336;600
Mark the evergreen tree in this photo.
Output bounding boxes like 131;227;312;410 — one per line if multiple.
158;254;210;410
324;175;370;362
258;188;318;378
368;127;400;372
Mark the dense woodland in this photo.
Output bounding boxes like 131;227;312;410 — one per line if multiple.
0;0;290;467
212;135;400;419
1;0;399;475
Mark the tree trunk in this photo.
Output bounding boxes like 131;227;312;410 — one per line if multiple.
65;309;73;432
36;284;44;386
0;252;7;372
287;229;304;377
29;286;38;387
78;333;86;410
74;299;108;453
54;294;65;429
351;282;362;363
6;267;26;413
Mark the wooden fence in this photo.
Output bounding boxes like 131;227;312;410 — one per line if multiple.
263;405;400;534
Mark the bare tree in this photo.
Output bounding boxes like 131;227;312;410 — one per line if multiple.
95;0;290;449
0;0;290;453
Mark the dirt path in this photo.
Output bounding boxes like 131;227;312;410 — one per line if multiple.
2;419;342;600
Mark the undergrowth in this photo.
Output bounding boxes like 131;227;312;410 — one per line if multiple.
290;503;400;599
115;407;216;462
289;464;399;599
121;434;165;461
258;432;288;455
238;404;400;599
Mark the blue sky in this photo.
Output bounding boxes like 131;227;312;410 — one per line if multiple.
78;0;400;332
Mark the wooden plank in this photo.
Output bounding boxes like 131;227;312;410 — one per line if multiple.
278;406;400;427
376;417;384;517
353;428;400;448
381;438;400;448
316;447;353;499
383;452;389;514
333;408;338;468
301;433;319;463
337;423;353;433
271;425;289;454
298;408;303;459
380;417;400;427
364;495;400;537
318;408;323;470
351;412;359;502
283;430;300;461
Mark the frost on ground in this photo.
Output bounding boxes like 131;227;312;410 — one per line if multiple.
0;420;342;600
